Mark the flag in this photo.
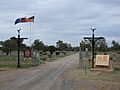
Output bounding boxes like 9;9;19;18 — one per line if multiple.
14;18;21;25
27;16;34;22
14;16;35;25
21;17;27;22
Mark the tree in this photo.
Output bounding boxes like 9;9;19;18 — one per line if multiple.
56;40;71;51
2;36;27;55
0;41;3;50
80;40;91;51
111;40;120;51
47;45;56;55
80;38;108;52
0;41;3;45
67;43;72;51
95;38;108;52
2;37;17;55
32;39;45;51
56;40;63;49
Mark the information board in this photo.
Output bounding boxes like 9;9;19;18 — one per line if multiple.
95;55;109;66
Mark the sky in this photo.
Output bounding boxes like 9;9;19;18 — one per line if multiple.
0;0;120;47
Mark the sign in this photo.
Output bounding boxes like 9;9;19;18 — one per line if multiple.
95;55;109;66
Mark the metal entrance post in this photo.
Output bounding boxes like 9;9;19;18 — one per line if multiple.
79;46;83;68
83;28;104;68
17;29;21;68
11;30;28;68
91;28;96;68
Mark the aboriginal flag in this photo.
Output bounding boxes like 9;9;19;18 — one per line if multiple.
15;16;34;25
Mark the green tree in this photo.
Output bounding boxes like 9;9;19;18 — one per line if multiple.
80;40;91;51
56;40;71;51
32;39;45;51
47;45;56;55
95;38;108;52
80;38;108;52
0;41;3;50
2;37;17;55
2;36;27;55
111;40;120;51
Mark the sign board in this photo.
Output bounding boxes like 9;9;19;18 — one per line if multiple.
95;55;109;66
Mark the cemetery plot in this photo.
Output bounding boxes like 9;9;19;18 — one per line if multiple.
0;50;75;69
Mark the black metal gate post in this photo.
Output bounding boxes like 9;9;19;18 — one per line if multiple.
91;28;96;68
17;29;21;68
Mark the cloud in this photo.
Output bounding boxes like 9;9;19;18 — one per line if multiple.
0;0;120;46
89;0;120;5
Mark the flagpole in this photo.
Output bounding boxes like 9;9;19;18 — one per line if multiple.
30;22;32;46
30;22;32;59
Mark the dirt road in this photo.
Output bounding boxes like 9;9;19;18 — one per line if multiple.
0;53;78;90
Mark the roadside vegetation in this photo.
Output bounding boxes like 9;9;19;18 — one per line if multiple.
63;40;120;83
65;39;120;82
0;37;79;69
66;51;120;82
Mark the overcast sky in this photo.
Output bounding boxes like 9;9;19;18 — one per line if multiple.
0;0;120;46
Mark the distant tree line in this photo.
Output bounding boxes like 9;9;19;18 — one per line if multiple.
0;36;119;55
80;39;120;52
0;37;79;55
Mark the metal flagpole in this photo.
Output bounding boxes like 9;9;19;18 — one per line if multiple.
30;22;32;46
30;22;32;59
29;16;35;65
17;29;21;68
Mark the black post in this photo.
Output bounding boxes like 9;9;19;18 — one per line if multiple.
79;46;82;69
17;29;21;68
91;28;96;68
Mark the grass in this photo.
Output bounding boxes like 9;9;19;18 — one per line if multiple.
0;56;32;69
66;51;120;82
0;51;76;69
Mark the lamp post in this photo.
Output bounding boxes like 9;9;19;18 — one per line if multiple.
91;28;96;68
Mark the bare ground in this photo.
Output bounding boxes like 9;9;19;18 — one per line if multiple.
0;53;77;90
0;53;120;90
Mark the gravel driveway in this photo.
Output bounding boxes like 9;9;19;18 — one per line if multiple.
0;53;78;90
